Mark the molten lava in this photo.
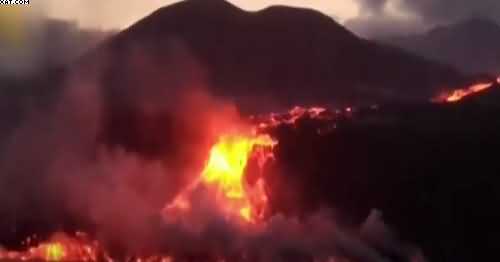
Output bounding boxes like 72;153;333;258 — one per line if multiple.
45;243;65;260
0;106;351;261
253;106;335;130
444;82;492;102
201;134;276;221
0;232;102;261
433;77;500;103
164;132;277;223
0;232;177;261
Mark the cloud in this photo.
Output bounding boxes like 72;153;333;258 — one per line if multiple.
397;0;500;25
345;15;425;38
356;0;387;15
42;0;359;29
346;0;500;37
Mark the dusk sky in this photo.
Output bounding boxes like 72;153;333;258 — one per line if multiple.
41;0;360;29
3;0;498;39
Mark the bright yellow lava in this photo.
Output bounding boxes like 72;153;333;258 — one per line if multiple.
201;134;275;221
45;243;65;261
240;206;252;221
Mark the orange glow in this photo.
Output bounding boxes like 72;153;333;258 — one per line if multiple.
255;106;333;129
202;135;273;197
45;243;65;261
164;132;276;223
0;105;350;260
240;206;252;221
0;232;100;261
446;83;492;102
0;232;176;261
200;134;276;222
433;81;496;103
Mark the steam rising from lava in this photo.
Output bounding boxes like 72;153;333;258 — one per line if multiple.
0;43;426;262
0;93;423;261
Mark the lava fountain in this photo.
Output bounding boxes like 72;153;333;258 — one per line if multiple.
200;134;276;222
164;131;277;224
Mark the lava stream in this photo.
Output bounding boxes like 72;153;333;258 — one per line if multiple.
433;77;500;103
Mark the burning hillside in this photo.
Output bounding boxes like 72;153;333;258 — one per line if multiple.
0;58;494;261
1;1;500;261
0;97;423;262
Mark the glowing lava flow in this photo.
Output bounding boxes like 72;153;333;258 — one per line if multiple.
0;232;102;261
201;134;276;221
165;132;277;223
253;106;334;129
443;82;492;102
0;232;177;261
433;77;500;103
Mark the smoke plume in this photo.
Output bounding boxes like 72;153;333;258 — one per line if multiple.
0;37;424;261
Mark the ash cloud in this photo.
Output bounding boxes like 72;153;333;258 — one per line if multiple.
346;0;500;38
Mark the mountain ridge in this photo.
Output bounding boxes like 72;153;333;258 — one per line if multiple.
75;0;466;114
382;18;500;75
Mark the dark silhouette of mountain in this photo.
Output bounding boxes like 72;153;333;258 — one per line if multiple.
382;18;500;75
266;99;500;262
76;0;465;113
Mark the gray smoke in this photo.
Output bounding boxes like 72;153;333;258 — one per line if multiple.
0;16;113;77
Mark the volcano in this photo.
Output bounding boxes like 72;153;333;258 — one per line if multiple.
66;0;473;158
76;0;465;112
1;1;499;262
